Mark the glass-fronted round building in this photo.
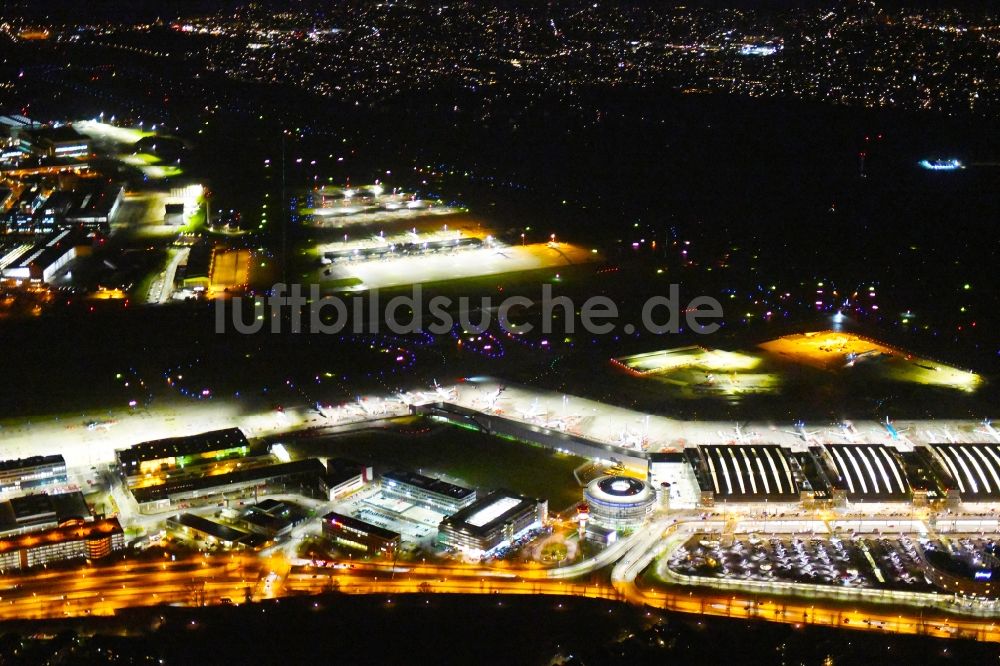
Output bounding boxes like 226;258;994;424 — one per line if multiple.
583;476;655;529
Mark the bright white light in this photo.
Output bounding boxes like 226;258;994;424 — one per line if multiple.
466;496;521;527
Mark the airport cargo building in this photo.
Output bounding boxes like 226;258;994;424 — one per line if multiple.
115;428;257;482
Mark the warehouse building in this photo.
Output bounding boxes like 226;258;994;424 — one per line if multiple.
180;242;213;291
0;229;84;283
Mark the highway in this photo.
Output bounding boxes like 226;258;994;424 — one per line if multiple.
0;508;995;645
2;548;994;643
0;556;262;620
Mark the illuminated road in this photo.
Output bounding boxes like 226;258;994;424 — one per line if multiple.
0;556;263;620
153;247;189;304
0;543;998;643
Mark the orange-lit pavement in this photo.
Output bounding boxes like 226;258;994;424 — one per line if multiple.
1;553;998;644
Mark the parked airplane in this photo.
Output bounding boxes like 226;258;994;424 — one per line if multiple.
786;420;820;443
431;379;457;401
883;417;909;441
977;419;1000;443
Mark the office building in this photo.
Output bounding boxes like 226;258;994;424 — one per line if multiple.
0;518;123;571
320;458;372;501
438;490;547;555
322;511;400;557
0;491;91;536
583;476;656;529
0;455;67;498
381;470;476;514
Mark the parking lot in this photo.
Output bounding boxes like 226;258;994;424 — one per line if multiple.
668;533;946;593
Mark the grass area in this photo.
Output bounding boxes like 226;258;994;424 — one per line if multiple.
182;205;207;234
129;248;172;304
289;421;586;509
131;268;160;304
321;276;364;290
